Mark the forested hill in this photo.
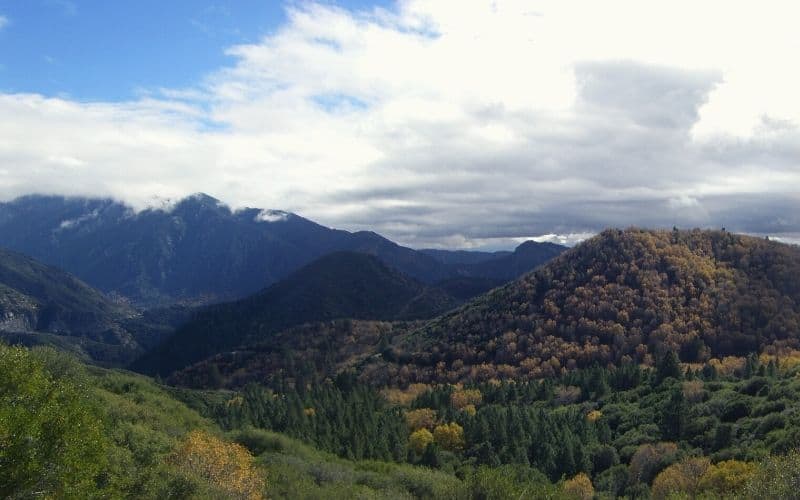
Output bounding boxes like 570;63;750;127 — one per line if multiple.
133;252;461;377
369;229;800;386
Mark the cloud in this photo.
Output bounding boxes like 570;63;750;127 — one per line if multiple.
0;15;8;30
1;1;800;248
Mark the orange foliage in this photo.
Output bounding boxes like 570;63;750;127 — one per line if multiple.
563;473;594;500
405;408;437;430
170;430;265;499
450;388;483;409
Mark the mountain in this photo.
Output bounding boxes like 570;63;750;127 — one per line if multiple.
0;194;566;306
363;228;800;386
455;240;567;281
132;252;461;377
421;248;511;266
0;194;447;305
0;247;173;364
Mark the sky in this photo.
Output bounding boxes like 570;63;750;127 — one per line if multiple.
0;0;799;249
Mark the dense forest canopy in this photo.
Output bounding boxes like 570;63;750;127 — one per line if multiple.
368;229;800;386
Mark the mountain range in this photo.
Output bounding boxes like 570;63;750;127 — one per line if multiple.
0;194;565;306
161;228;800;389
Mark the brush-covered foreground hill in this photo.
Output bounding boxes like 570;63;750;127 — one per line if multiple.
0;247;173;365
0;194;565;306
133;252;461;377
365;229;800;386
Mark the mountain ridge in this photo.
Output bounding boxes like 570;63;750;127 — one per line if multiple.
0;193;566;305
131;251;463;377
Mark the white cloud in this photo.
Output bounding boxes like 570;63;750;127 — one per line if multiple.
0;15;8;30
1;1;800;247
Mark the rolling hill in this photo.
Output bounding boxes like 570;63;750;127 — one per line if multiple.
132;252;462;377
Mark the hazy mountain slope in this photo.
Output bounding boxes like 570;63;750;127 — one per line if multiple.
132;252;461;377
457;240;567;280
0;195;449;304
364;229;800;386
0;194;566;306
168;319;411;388
0;247;166;364
421;248;511;266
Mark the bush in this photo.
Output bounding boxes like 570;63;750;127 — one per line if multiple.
169;430;266;499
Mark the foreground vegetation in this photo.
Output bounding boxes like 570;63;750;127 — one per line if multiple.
7;344;800;497
185;350;800;498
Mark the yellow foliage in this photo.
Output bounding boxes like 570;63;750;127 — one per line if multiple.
303;407;316;417
405;408;437;430
170;430;265;499
651;457;710;499
381;383;430;406
450;388;483;410
409;428;434;455
433;422;465;452
698;460;758;496
586;410;602;422
462;404;477;416
563;473;594;500
707;356;745;376
760;349;800;372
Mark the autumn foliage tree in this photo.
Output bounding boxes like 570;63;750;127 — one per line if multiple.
409;428;434;455
433;422;465;452
563;473;594;499
170;430;265;499
651;457;710;499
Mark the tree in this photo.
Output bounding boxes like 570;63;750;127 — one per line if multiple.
405;408;437;431
655;351;682;385
651;457;709;499
0;345;107;498
563;473;594;500
699;460;757;497
433;422;465;452
629;442;678;485
409;428;434;455
660;387;686;440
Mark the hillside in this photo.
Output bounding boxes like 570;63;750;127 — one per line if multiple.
168;320;413;388
0;194;564;306
365;229;800;386
133;252;461;377
0;247;170;365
